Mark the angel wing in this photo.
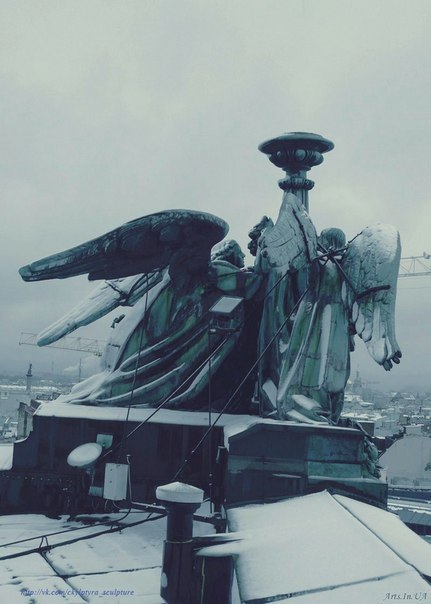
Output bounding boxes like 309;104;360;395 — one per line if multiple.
258;192;318;272
341;224;402;370
37;270;165;346
19;209;228;282
20;209;228;349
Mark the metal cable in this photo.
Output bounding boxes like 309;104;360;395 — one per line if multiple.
172;282;310;482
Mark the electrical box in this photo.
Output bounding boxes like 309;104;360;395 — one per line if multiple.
103;463;129;501
209;296;244;333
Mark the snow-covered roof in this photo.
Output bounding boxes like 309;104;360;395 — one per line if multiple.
0;508;217;603
32;401;360;447
33;401;357;427
1;484;430;603
0;513;163;602
198;491;431;602
33;400;253;426
389;497;431;529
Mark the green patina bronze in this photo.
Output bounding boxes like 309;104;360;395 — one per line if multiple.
19;133;402;424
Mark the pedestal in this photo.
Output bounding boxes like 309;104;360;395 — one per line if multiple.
225;421;387;509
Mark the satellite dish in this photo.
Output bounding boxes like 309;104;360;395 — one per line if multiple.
67;442;103;469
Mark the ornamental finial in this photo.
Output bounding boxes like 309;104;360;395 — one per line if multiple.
259;132;334;211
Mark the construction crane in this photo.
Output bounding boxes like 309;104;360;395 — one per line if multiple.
19;332;106;357
399;252;431;278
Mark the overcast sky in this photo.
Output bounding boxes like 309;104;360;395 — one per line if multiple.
1;0;430;391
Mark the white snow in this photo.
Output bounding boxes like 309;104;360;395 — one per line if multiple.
262;378;277;408
334;494;431;576
271;572;430;604
33;402;360;450
67;443;102;468
34;401;250;426
156;482;204;504
198;491;431;602
0;509;216;603
33;403;263;449
37;271;165;348
0;444;13;470
0;482;429;603
367;224;400;262
68;568;164;604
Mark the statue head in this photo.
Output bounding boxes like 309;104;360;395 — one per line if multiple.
248;216;272;256
319;227;346;252
211;239;245;268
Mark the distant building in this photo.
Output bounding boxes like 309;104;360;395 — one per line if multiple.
381;432;431;488
352;370;363;395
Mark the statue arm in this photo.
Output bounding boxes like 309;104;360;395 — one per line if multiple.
211;261;262;300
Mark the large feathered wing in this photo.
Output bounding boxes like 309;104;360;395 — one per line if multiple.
19;209;228;347
19;209;228;281
37;271;165;346
341;224;402;370
258;192;318;272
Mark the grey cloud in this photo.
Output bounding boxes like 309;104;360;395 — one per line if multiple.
1;0;430;390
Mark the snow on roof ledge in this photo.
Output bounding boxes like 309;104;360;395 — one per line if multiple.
0;443;13;471
334;494;431;577
198;491;431;602
33;401;359;432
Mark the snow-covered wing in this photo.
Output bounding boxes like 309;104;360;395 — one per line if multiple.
37;271;164;346
19;210;228;282
342;224;402;369
258;192;318;271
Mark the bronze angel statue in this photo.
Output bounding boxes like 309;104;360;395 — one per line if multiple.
20;211;261;410
19;132;402;423
254;192;402;423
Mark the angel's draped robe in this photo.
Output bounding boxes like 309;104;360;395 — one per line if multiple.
275;258;352;422
56;260;261;409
